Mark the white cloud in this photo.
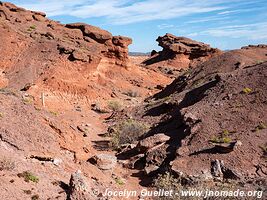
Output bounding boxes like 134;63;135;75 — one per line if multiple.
157;24;175;30
218;7;264;15
186;16;231;24
187;33;198;37
16;0;233;25
202;22;267;40
218;10;237;15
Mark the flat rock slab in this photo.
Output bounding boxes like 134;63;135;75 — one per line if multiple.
93;154;117;170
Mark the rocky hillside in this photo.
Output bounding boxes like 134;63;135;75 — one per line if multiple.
0;1;170;107
0;2;171;200
111;45;267;196
1;1;267;200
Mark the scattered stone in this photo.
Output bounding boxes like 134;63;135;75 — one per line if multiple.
32;14;46;22
145;165;160;175
43;32;55;40
58;44;74;54
121;154;145;169
71;50;90;62
211;159;223;179
199;170;213;180
212;140;242;153
176;146;189;156
137;133;170;152
53;158;62;166
222;166;242;180
92;154;117;171
69;170;91;200
144;143;168;175
183;112;200;125
211;160;242;180
77;125;89;137
91;103;109;113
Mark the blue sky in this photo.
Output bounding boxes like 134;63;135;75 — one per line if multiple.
9;0;267;52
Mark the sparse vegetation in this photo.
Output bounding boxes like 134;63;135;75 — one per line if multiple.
107;100;123;112
153;172;244;200
259;144;267;158
0;88;17;96
154;172;181;191
242;87;252;94
114;177;124;185
0;112;3;118
27;25;36;32
108;119;149;150
146;95;171;108
192;78;205;88
153;172;183;200
17;171;39;183
30;25;36;29
254;122;267;132
49;111;59;116
210;130;232;144
162;96;171;103
22;97;33;104
34;106;42;111
0;157;15;171
256;60;264;64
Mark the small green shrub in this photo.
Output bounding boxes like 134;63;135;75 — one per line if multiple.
107;100;123;112
114;177;124;185
34;106;42;111
17;171;39;183
210;130;232;144
153;172;182;199
154;172;181;191
27;25;36;32
256;60;264;64
50;111;58;116
0;157;15;171
254;122;267;132
242;87;252;94
22;97;33;104
30;25;36;29
108;119;149;149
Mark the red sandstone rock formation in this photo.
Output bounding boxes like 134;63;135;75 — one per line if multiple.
143;33;222;69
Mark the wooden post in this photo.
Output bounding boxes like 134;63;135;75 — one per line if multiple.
41;92;45;107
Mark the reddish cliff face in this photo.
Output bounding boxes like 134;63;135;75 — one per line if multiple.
0;2;132;67
64;23;132;66
0;2;170;105
143;33;222;69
